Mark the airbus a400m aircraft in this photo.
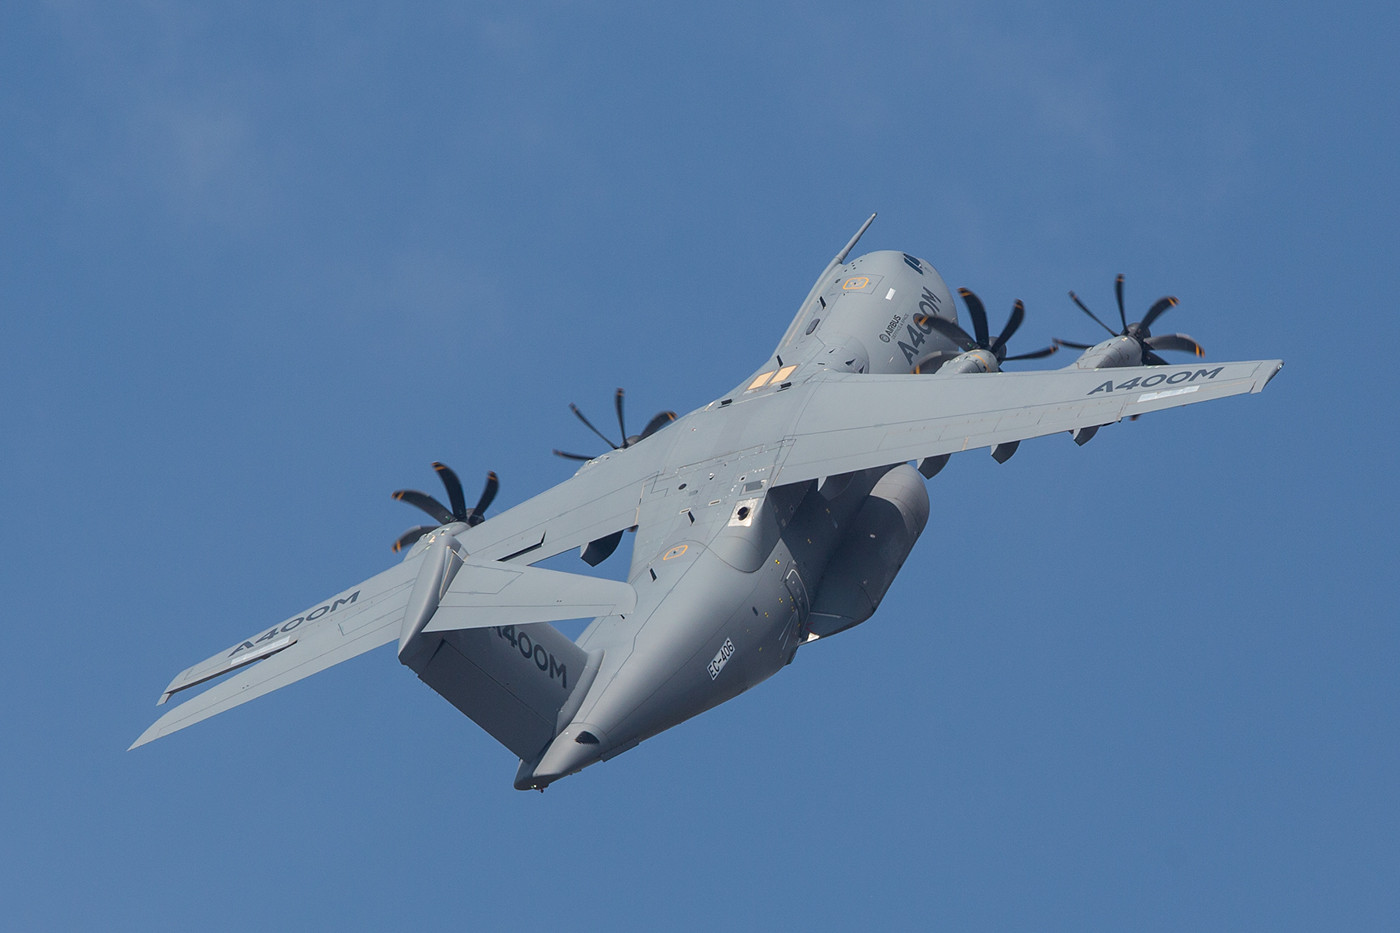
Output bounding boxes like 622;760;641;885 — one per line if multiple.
134;215;1282;790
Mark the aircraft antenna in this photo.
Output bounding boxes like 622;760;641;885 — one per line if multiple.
834;213;877;265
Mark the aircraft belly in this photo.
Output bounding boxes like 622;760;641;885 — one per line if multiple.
528;542;799;785
525;466;899;787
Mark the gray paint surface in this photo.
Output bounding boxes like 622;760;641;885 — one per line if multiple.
133;219;1282;788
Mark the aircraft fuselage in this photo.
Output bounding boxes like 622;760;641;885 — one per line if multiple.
522;251;954;787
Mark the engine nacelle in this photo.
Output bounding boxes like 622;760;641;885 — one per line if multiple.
1069;335;1143;370
1064;337;1144;445
930;348;999;375
806;463;929;640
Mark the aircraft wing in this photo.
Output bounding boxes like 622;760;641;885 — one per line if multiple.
454;443;664;564
425;559;636;632
133;550;639;748
132;431;668;750
770;359;1283;484
131;555;425;749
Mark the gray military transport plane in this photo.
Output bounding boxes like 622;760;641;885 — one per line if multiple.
133;215;1282;790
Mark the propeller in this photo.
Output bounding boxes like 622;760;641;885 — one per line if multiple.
1055;274;1204;366
553;388;676;462
391;462;498;552
914;288;1058;366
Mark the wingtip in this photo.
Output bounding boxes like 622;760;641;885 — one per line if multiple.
128;725;159;751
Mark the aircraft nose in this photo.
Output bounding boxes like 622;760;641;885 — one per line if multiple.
516;725;609;790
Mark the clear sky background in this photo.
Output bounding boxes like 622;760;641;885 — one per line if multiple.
3;2;1396;930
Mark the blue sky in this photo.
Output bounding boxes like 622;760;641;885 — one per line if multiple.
3;2;1396;930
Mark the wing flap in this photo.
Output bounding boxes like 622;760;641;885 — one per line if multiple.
454;449;655;565
157;635;297;705
423;560;637;632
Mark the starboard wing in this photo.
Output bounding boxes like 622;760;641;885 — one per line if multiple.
769;359;1283;484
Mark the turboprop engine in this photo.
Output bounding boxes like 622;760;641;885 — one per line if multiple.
912;288;1057;376
1054;275;1207;445
911;289;1057;464
805;464;930;641
1056;275;1204;371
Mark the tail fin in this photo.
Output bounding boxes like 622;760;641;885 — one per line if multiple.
406;619;601;763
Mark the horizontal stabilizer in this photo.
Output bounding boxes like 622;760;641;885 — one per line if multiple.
424;560;637;632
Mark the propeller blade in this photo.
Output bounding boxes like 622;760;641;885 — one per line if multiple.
432;462;467;521
918;313;977;352
392;489;455;525
1053;337;1096;350
1114;274;1128;332
1141;296;1179;331
991;300;1026;357
958;288;990;348
393;525;438;553
640;410;676;440
1144;332;1204;357
570;403;619;450
473;471;499;515
614;388;628;447
1004;344;1059;361
1069;291;1119;337
552;448;595;462
1141;348;1170;366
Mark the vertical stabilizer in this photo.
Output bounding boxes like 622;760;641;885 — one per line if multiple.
406;618;599;763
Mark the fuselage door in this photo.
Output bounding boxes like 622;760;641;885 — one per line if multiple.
782;566;811;658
